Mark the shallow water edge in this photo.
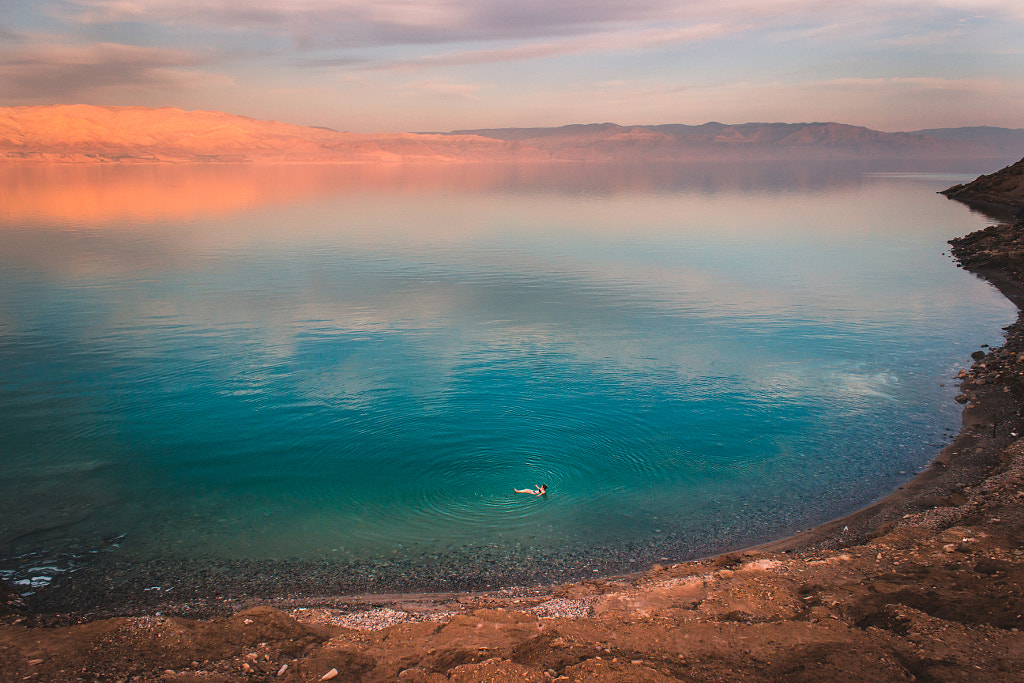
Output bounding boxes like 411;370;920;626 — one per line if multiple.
2;162;1017;618
17;273;1023;619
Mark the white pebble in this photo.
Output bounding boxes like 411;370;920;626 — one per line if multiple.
321;668;339;680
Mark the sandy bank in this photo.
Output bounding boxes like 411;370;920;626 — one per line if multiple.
3;164;1024;682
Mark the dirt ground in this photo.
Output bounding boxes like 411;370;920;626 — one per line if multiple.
3;175;1024;682
2;444;1023;682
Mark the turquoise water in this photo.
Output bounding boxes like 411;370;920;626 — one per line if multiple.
0;161;1015;596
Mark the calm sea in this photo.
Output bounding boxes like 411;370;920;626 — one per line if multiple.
0;160;1015;598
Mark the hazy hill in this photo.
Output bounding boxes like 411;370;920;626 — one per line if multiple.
451;122;1024;161
1;105;1021;163
0;105;524;163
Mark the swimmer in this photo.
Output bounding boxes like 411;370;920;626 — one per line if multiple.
514;484;548;496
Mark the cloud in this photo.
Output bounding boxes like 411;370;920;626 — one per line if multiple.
56;0;1024;42
302;22;739;71
58;0;683;45
672;73;1015;104
883;30;961;48
0;24;25;42
403;79;482;101
812;75;1018;102
0;39;227;101
7;1;1022;130
642;75;1024;129
936;0;1024;19
34;1;1024;75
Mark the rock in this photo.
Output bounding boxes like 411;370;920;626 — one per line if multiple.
277;663;288;677
321;668;339;681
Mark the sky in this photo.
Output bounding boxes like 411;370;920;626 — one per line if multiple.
0;1;1022;133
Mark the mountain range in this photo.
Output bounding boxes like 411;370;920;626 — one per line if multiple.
451;122;1024;161
2;105;1022;164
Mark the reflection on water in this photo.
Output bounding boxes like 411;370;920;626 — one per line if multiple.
0;158;1006;225
0;160;1015;596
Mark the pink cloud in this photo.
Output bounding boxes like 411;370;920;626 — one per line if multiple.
302;22;742;71
0;39;228;102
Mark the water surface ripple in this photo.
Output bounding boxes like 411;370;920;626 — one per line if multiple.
0;161;1015;597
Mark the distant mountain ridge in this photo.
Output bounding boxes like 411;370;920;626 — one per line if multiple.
0;105;523;164
451;121;914;145
1;105;1022;163
450;122;1024;160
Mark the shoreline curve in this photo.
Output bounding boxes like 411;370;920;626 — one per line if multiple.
2;162;1024;682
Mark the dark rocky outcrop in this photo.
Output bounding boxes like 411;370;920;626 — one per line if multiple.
942;156;1024;217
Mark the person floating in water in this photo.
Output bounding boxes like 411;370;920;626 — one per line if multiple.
515;484;548;496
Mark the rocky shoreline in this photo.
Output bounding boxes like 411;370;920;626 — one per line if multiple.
940;157;1024;222
3;163;1024;681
